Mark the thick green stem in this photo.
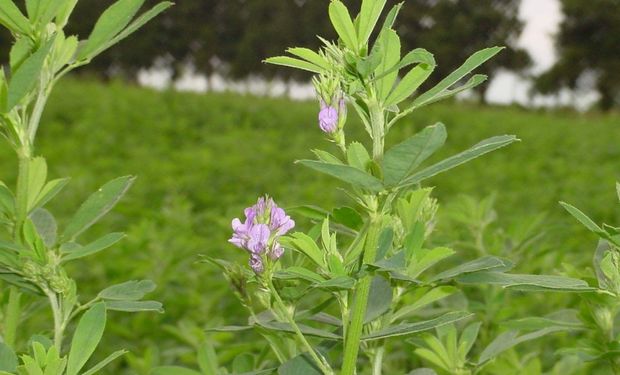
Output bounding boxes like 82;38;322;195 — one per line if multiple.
269;280;334;375
341;217;382;375
4;287;21;347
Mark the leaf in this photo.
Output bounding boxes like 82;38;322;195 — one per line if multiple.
279;353;322;375
81;350;127;375
66;302;107;375
7;38;54;111
363;311;473;341
104;1;172;52
458;322;482;358
392;286;457;322
29;208;57;247
560;201;606;235
374;28;401;100
385;63;434;107
287;47;329;70
151;367;202;375
264;56;322;74
478;327;566;364
62;232;125;261
382;123;446;186
104;300;163;312
257;321;341;340
381;2;402;30
331;206;363;231
26;157;47;211
413;47;503;108
457;272;595;292
501;315;583;331
31;177;70;211
63;176;134;241
98;279;156;300
413;74;487;108
430;256;514;282
0;343;17;372
364;275;392;323
274;267;325;284
376;48;436;83
197;341;218;375
400;135;518;188
357;0;387;47
78;0;146;60
297;160;383;192
346;142;370;171
0;0;31;34
328;1;358;50
408;247;455;279
0;181;15;216
281;232;326;268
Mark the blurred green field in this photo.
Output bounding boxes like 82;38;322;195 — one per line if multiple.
4;79;620;372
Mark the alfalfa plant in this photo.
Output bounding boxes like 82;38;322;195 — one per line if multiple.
0;0;171;373
205;1;593;374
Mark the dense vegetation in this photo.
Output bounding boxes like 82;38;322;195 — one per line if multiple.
5;79;618;373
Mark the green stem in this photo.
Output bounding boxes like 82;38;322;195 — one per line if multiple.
341;217;382;375
4;287;21;348
46;290;64;349
15;151;31;237
268;280;334;375
372;346;384;375
368;101;385;161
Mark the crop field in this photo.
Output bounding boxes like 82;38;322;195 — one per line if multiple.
4;79;618;373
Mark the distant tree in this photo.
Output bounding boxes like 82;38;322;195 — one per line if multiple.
394;0;531;102
534;0;620;111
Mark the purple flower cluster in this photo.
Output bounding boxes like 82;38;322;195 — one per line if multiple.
229;196;295;273
318;98;345;134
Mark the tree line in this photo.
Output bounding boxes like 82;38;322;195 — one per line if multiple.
1;0;617;109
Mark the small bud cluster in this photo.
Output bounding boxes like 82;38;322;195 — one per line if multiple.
23;260;73;295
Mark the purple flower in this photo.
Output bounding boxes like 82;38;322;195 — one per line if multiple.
319;102;339;134
229;196;295;273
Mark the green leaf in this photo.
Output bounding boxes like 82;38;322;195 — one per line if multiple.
7;38;54;111
257;321;341;340
364;276;392;323
62;232;125;261
458;322;482;358
616;182;620;202
29;208;57;247
392;286;457;322
375;48;435;82
501;315;584;331
363;311;473;341
413;74;487;108
0;0;31;34
279;354;321;375
104;300;163;312
0;343;17;372
408;247;455;279
81;350;127;375
357;0;387;47
346;142;370;171
560;201;606;235
457;272;595;292
430;256;514;282
55;0;78;28
105;1;172;52
274;267;325;284
77;0;146;60
26;157;47;211
413;47;503;108
30;177;70;210
385;63;434;107
9;36;32;72
382;123;446;186
98;279;156;300
381;2;402;30
374;28;401;100
331;206;363;231
151;367;202;375
63;176;134;240
26;0;42;20
0;181;15;216
328;1;358;51
66;302;107;375
281;232;326;268
287;47;329;70
197;341;218;375
265;56;322;74
297;160;383;192
400;135;518;188
478;327;566;364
